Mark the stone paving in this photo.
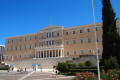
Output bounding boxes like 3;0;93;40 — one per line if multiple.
0;70;74;80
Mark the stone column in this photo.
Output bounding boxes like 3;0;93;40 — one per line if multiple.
46;50;47;57
43;50;44;58
58;49;59;57
55;50;56;57
49;50;50;57
40;51;41;58
52;50;53;57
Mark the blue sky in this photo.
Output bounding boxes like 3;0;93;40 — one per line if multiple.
0;0;120;45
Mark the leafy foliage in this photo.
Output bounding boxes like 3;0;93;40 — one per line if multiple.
85;60;93;67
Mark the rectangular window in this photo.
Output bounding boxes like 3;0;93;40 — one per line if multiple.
8;40;9;44
20;46;22;50
35;36;37;40
29;37;32;40
74;50;77;55
29;45;31;49
19;55;21;59
87;28;90;32
66;40;69;45
34;44;37;47
73;30;75;34
81;50;84;54
7;47;9;51
49;32;51;37
57;41;60;45
6;56;8;59
52;32;54;37
57;32;59;36
52;40;54;45
20;38;22;42
16;39;17;42
80;29;83;33
67;51;69;55
25;45;27;50
11;40;13;43
15;55;17;59
96;37;99;42
80;38;84;44
88;38;91;43
89;49;92;54
25;37;27;41
97;48;100;53
41;34;43;39
11;46;13;51
11;55;13;60
49;41;51;46
66;31;69;35
29;54;31;58
46;33;48;38
15;46;17;50
95;27;98;31
73;39;76;44
24;54;26;58
46;41;48;46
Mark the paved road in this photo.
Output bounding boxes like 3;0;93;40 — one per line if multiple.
0;71;74;80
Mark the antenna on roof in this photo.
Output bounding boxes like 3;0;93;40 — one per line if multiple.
50;16;52;25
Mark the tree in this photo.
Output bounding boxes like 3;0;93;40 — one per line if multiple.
56;62;69;72
102;0;119;60
85;60;93;67
78;62;85;68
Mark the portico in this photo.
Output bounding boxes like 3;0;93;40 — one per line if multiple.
35;45;64;58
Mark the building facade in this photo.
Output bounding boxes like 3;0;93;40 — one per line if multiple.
0;45;5;61
5;23;104;61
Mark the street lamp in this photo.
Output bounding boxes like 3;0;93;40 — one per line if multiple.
91;0;100;80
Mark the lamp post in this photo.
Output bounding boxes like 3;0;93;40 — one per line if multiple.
91;0;100;80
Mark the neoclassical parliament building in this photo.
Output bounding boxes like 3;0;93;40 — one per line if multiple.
4;19;120;69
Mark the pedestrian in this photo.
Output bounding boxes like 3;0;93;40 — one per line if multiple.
25;67;26;72
56;70;58;78
35;67;36;72
40;67;42;72
52;70;55;78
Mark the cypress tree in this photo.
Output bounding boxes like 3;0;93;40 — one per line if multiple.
102;0;119;60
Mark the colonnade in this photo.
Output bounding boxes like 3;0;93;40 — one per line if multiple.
35;49;64;58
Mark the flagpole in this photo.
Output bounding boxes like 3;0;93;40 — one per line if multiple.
91;0;100;80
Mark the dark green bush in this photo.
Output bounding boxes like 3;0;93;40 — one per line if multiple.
85;60;93;67
104;56;119;69
56;62;69;72
78;62;84;68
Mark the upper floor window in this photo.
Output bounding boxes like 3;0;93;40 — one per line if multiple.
25;37;27;41
96;36;100;42
73;39;76;44
80;29;83;33
80;38;84;44
34;44;37;47
19;55;21;59
20;38;22;42
89;49;92;54
46;41;49;46
67;51;69;55
87;28;90;32
15;46;17;50
11;40;13;43
29;37;32;40
11;46;13;51
49;41;51;46
15;55;17;59
16;39;18;42
81;50;84;54
97;48;100;53
25;45;27;50
20;46;22;50
24;54;26;58
57;32;59;36
29;54;31;58
7;47;9;51
52;32;54;37
35;36;37;40
6;56;8;59
73;30;76;34
88;38;91;43
41;43;44;46
29;44;32;49
66;31;69;35
46;33;49;38
7;40;9;44
57;41;60;45
52;40;54;45
49;32;51;37
95;27;98;31
74;50;77;55
66;40;69;45
41;34;43;39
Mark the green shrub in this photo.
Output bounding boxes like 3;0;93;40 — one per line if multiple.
56;62;69;72
78;62;84;68
85;60;93;67
104;56;119;69
71;63;77;68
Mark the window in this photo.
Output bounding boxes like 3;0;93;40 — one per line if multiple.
11;55;13;60
35;36;37;40
29;54;31;58
20;46;22;50
88;38;91;43
7;47;9;51
80;38;84;44
57;32;59;36
15;46;17;50
80;29;83;33
52;40;54;45
15;55;17;59
24;54;26;58
73;30;75;34
7;40;9;43
95;27;98;31
49;32;51;37
25;45;27;50
81;50;84;54
66;31;69;35
11;40;13;43
87;28;90;32
73;39;76;44
49;41;51;46
57;41;60;45
25;37;27;41
34;44;37;47
29;44;32;49
96;37;99;42
41;43;44;46
19;55;21;59
46;41;48;46
97;48;100;53
6;56;8;59
46;33;49;38
41;34;43;39
66;40;69;45
67;51;69;55
52;32;54;37
74;50;77;55
29;37;32;40
20;38;22;42
16;39;18;42
11;46;13;51
89;49;92;54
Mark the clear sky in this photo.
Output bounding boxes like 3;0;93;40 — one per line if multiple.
0;0;120;46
